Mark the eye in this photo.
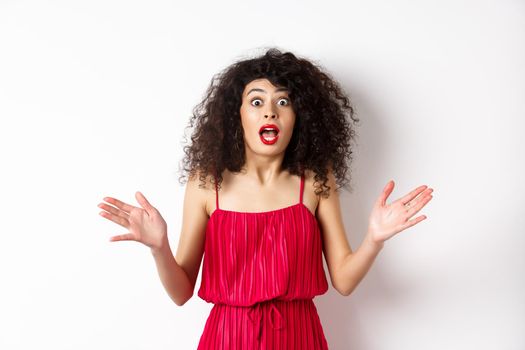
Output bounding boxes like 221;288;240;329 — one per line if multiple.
249;96;290;107
250;98;263;107
278;98;290;106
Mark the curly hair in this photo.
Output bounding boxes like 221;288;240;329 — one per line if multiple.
177;47;360;198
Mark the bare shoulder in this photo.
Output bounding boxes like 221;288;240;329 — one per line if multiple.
187;170;215;190
185;170;216;216
303;169;321;215
305;167;339;216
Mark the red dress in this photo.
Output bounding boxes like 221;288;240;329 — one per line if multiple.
197;174;330;349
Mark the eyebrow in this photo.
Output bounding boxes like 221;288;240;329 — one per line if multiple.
246;87;289;96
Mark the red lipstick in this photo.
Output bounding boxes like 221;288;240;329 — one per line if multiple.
258;124;280;145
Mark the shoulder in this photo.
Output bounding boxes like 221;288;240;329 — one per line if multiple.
186;170;216;217
304;167;338;215
303;168;337;196
303;169;320;214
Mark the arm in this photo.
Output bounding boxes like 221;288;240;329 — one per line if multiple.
317;169;432;296
333;235;383;296
150;172;209;306
151;240;194;306
315;169;383;296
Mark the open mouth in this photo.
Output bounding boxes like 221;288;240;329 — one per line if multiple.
259;124;280;144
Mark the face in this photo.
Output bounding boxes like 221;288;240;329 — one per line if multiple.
239;78;296;155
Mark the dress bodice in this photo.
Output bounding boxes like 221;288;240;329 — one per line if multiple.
197;174;329;306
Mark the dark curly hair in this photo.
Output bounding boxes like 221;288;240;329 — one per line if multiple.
177;47;360;198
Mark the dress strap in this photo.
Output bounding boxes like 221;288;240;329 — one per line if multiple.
299;173;305;204
214;175;219;210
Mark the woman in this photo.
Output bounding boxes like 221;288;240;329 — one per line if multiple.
97;48;434;349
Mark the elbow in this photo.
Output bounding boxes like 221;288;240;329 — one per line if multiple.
338;287;353;297
334;284;348;296
336;288;346;297
333;279;354;297
337;288;354;297
174;291;193;307
174;297;189;307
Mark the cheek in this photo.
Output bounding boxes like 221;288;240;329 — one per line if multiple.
284;118;296;136
240;116;257;138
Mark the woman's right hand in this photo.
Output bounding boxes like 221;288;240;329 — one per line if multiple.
97;191;168;251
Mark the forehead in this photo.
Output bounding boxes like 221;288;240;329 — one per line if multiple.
243;78;289;96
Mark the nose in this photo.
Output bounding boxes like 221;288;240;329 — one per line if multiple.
264;102;278;119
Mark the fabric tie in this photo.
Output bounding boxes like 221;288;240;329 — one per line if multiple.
247;300;285;342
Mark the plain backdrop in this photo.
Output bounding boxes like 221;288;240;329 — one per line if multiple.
1;0;523;349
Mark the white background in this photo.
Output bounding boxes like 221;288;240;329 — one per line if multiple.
1;0;523;349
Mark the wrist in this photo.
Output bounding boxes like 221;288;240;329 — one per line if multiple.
364;232;384;251
151;237;170;256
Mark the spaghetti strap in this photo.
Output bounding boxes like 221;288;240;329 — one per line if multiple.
299;173;305;204
214;175;219;210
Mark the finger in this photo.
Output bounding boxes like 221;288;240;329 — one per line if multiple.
135;191;155;216
99;210;130;229
397;185;428;206
409;194;434;215
109;233;135;242
406;195;433;217
102;196;136;214
98;202;129;220
376;180;395;207
400;214;427;231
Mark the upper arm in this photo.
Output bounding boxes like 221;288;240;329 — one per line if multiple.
173;172;210;292
315;169;353;294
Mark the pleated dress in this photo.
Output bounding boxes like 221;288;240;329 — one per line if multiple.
197;174;330;349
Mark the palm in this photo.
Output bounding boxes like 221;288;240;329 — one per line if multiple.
367;181;433;243
127;206;164;243
97;191;168;250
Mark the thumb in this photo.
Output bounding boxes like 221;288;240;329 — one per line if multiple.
376;180;394;207
135;191;155;215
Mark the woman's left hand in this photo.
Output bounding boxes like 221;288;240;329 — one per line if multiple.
366;180;433;245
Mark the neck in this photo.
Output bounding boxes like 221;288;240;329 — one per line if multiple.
241;149;286;186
